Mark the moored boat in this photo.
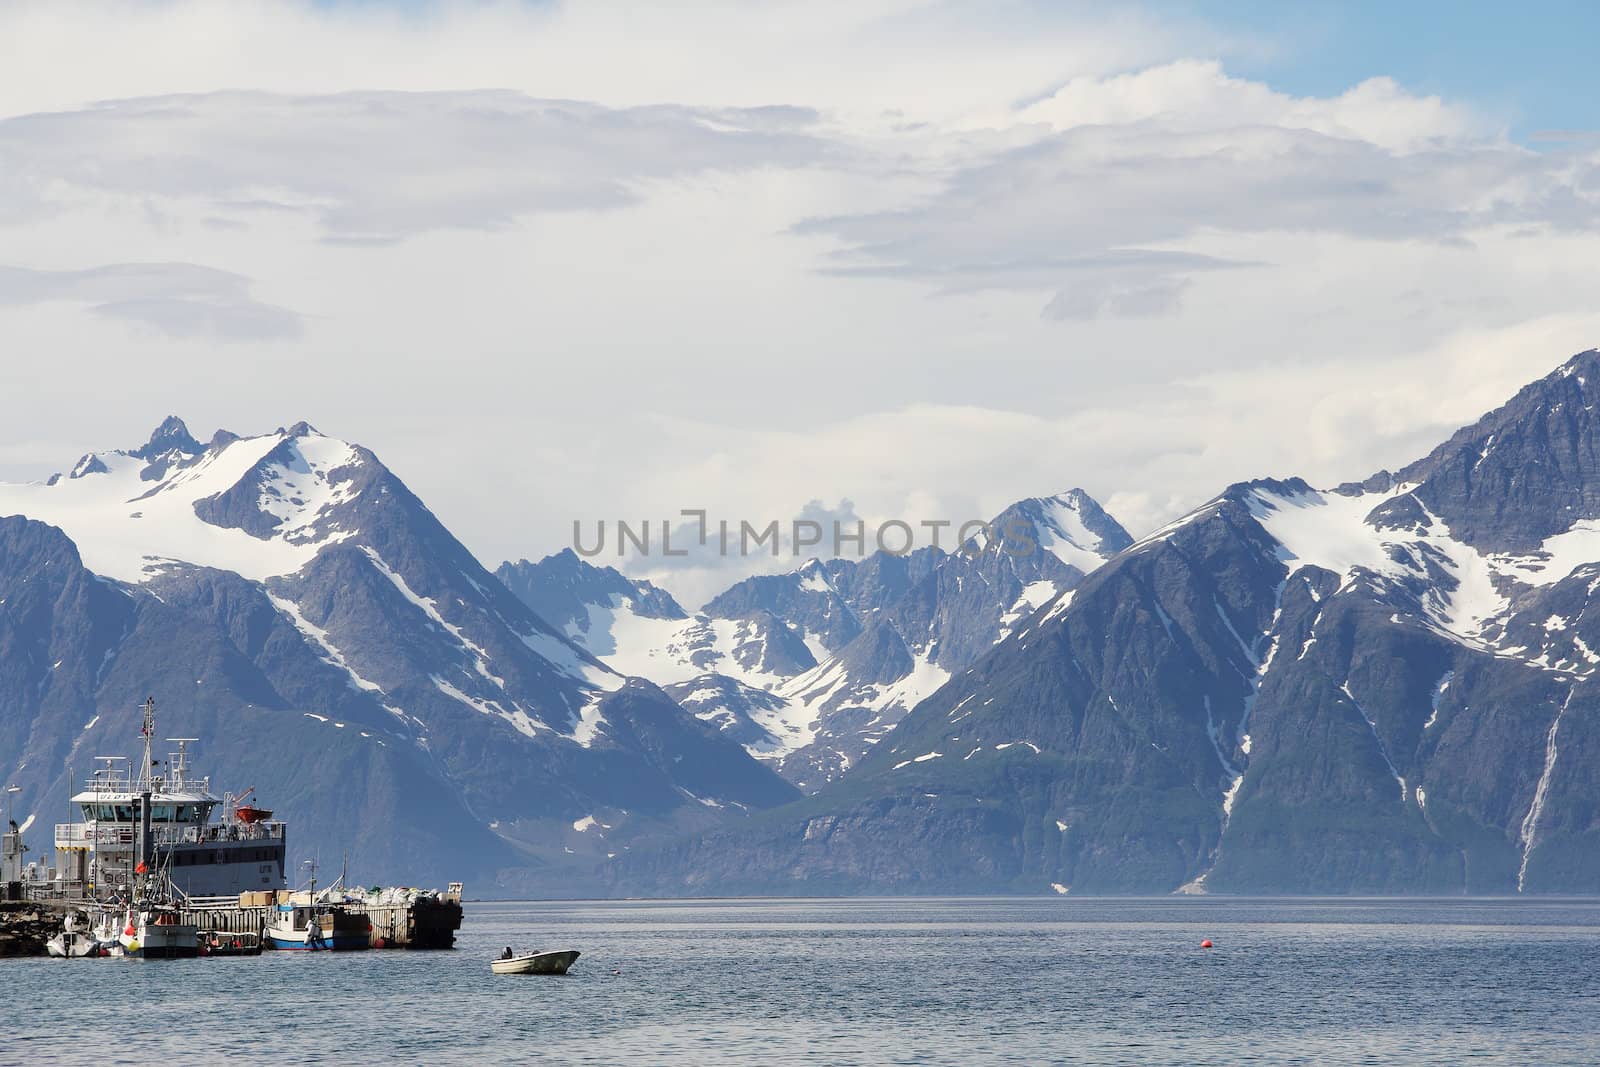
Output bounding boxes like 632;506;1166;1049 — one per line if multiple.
199;930;261;956
119;904;199;959
265;901;369;951
45;913;101;958
490;949;581;975
52;699;287;901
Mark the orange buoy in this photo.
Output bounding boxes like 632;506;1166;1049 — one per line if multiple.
1200;939;1213;949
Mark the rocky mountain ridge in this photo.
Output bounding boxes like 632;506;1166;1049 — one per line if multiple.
495;490;1133;789
597;349;1600;896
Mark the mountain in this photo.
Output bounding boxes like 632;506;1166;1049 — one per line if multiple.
601;349;1600;896
0;420;797;889
493;553;824;759
771;491;1133;787
497;490;1132;789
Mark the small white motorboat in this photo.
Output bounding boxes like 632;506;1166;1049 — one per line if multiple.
46;914;97;959
490;949;581;975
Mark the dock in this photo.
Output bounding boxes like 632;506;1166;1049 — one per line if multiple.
0;884;464;956
183;886;464;950
1;700;465;958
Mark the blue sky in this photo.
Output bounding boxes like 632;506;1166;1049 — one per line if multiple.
1166;0;1598;139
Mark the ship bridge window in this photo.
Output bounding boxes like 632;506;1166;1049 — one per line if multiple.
114;805;133;822
151;804;198;822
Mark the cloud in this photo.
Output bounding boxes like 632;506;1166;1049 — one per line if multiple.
0;91;825;244
1010;61;1485;150
0;263;300;340
1041;276;1190;321
798;61;1600;319
0;1;1220;121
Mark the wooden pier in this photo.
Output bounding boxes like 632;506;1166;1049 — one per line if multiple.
182;887;464;950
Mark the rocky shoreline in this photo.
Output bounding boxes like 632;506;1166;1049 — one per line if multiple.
0;901;63;957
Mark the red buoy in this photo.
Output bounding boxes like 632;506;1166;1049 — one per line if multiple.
1200;939;1213;949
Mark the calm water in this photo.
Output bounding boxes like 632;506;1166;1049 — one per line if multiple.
5;898;1600;1065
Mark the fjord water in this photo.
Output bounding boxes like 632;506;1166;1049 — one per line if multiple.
7;898;1599;1065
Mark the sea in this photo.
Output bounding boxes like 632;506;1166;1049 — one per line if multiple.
6;897;1599;1066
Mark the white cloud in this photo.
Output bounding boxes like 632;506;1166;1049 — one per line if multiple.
1011;61;1485;150
801;64;1600;319
0;92;824;244
0;1;1217;121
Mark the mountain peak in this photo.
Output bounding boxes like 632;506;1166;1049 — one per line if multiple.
130;415;202;460
1044;487;1093;506
1013;487;1133;562
795;557;832;582
1389;347;1600;552
1555;347;1600;380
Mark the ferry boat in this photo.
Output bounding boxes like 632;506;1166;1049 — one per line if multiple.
52;698;287;900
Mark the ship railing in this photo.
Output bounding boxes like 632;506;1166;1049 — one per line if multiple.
183;894;251;911
150;820;286;846
54;823;136;849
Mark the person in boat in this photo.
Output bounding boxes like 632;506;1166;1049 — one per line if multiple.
501;946;514;960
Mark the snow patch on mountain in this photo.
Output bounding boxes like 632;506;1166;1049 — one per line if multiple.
590;609;796;692
567;695;606;747
998;579;1065;640
1502;520;1600;587
1033;493;1126;572
429;674;548;741
255;434;362;542
1246;484;1513;651
0;430;344;583
267;593;384;695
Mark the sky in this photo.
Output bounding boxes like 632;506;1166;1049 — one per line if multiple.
1;0;1598;605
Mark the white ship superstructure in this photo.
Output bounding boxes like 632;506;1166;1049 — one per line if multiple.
53;699;287;899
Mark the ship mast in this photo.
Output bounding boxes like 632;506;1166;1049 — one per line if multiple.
134;697;156;902
137;697;157;792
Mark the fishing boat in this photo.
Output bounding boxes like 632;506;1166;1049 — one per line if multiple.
264;901;369;951
490;949;581;975
117;903;199;959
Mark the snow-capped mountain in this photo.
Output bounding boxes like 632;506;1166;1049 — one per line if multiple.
770;491;1132;786
494;553;827;757
0;419;796;888
603;350;1600;896
498;489;1133;790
